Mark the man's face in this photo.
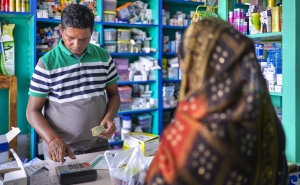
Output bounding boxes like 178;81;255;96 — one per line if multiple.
60;25;92;56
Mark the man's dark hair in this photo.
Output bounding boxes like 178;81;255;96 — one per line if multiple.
61;4;94;33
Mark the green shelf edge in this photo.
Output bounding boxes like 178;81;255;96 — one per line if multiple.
269;92;283;97
247;32;282;41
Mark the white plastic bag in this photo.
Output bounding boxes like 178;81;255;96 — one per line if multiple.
104;146;149;185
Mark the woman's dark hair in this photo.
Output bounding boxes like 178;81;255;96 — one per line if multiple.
61;4;94;33
178;40;184;60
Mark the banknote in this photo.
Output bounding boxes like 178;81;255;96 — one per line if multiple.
91;125;105;136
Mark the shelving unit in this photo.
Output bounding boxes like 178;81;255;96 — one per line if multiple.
1;0;300;163
222;0;300;163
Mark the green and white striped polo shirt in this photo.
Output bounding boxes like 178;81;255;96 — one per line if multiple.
29;40;119;153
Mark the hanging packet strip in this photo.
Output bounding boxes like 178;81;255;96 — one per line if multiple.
0;23;15;76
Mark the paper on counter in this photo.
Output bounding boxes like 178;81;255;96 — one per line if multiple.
24;158;48;176
90;154;114;170
0;161;20;173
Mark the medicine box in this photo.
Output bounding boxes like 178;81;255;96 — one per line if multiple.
103;11;116;22
118;86;132;99
116;2;136;20
104;0;117;11
117;29;131;41
0;127;20;165
104;41;117;53
117;41;132;53
113;58;129;70
24;158;49;185
260;10;272;33
123;132;159;156
117;70;129;81
134;113;152;127
120;98;133;111
272;6;282;33
289;171;300;185
104;28;117;41
1;149;27;185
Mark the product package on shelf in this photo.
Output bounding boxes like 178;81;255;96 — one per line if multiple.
104;28;156;54
36;0;96;19
103;1;155;25
0;0;29;12
163;31;182;53
110;113;154;144
162;56;182;81
113;56;160;82
228;2;282;35
256;42;282;93
36;25;61;52
162;7;193;27
36;25;100;52
118;85;157;111
0;23;15;76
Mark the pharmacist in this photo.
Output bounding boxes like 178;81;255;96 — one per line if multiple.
26;4;120;164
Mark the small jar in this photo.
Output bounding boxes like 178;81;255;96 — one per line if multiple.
122;115;132;129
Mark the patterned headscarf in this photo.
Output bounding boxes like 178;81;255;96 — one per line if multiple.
145;18;288;185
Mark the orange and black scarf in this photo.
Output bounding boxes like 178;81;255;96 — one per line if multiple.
145;18;288;185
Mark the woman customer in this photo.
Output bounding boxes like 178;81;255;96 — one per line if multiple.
145;18;288;185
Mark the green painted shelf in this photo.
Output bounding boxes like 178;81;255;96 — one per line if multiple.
0;12;33;18
163;0;204;6
246;32;282;41
269;92;283;97
117;108;158;116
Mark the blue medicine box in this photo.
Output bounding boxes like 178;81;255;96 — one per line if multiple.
0;135;9;164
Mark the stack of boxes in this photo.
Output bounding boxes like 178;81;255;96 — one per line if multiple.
36;26;100;52
163;31;182;53
162;57;182;80
162;8;193;27
103;0;154;24
36;0;97;19
113;56;159;82
228;2;282;35
117;84;157;111
103;28;155;54
36;26;61;52
109;113;153;144
257;43;282;94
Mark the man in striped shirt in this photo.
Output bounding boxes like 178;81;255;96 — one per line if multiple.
26;4;120;164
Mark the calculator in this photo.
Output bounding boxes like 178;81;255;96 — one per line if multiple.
55;162;97;185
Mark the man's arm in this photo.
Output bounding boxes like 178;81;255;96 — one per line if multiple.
26;96;75;163
99;83;120;139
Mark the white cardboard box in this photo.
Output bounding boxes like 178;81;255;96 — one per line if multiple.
1;149;27;185
28;168;49;185
123;132;159;156
24;158;49;185
290;171;300;185
0;128;21;165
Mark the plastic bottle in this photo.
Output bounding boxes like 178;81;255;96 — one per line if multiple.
122;115;132;129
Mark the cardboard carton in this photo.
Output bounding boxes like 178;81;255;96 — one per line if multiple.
0;127;20;165
24;158;49;185
123;132;159;156
1;149;27;185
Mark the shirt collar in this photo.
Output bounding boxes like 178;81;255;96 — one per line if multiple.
59;40;91;56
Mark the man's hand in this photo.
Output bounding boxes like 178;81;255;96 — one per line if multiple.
48;138;76;164
99;117;116;139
